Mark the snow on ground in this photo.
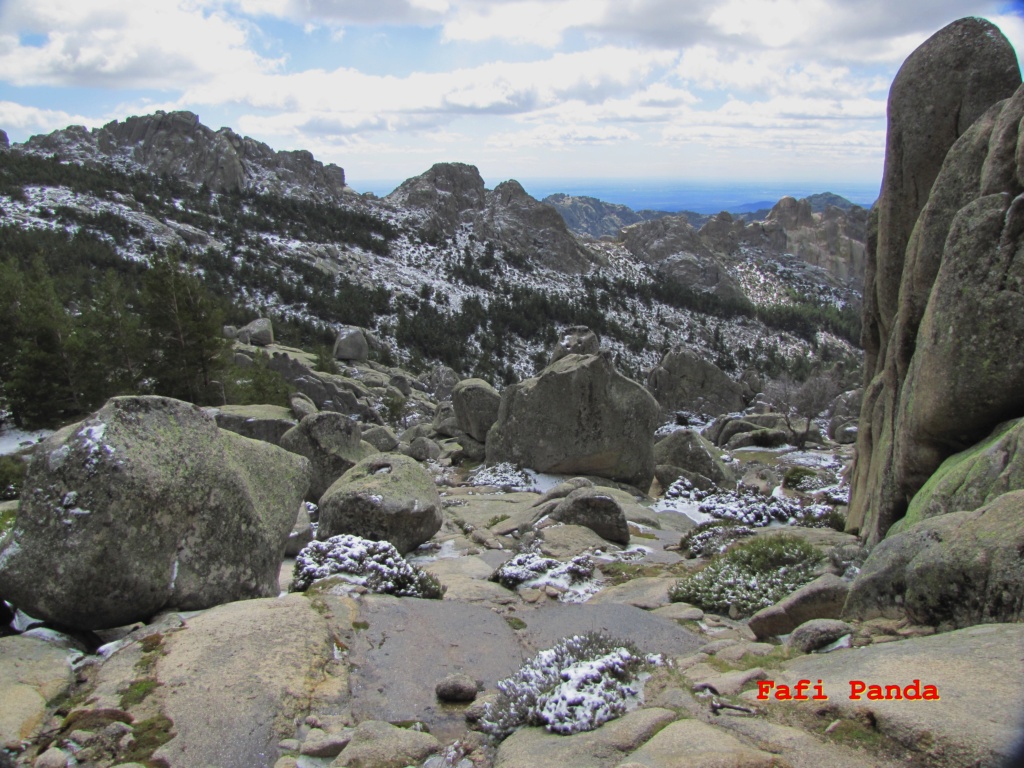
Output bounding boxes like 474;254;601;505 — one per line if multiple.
0;427;52;456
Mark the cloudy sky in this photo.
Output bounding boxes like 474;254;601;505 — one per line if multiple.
0;1;1022;194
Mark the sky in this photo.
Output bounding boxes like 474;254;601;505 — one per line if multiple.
0;1;1022;196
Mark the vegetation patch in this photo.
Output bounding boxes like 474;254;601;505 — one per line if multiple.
119;678;162;709
117;713;175;767
503;616;527;631
0;455;26;500
698;488;834;527
679;520;755;557
489;553;594;591
669;534;822;617
292;534;445;598
478;633;660;739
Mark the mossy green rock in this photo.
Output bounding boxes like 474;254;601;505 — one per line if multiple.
0;396;311;630
900;418;1024;531
213;403;297;446
486;353;659;490
844;490;1024;627
317;453;442;553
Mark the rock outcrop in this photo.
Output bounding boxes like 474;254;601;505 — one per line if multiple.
0;396;310;629
848;17;1023;543
451;378;501;443
386;163;594;273
542;193;671;238
550;326;600;364
486;353;660;490
21;111;346;200
647;347;746;416
317;453;442;554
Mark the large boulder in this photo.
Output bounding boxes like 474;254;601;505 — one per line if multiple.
849;18;1022;544
486;353;659;490
0;396;311;630
843;490;1024;628
280;412;378;500
333;326;369;361
747;574;850;640
646;347;745;416
317;453;442;554
549;487;630;544
236;317;273;346
653;429;734;486
451;378;501;443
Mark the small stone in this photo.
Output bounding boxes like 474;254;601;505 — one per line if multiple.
278;738;300;751
273;758;300;768
301;727;352;758
34;748;69;768
787;619;855;654
435;674;478;703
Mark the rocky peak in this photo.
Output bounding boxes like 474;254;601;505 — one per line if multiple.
542;193;671;238
388;162;596;273
19;110;347;201
766;196;814;229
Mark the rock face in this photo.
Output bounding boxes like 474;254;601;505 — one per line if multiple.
843;490;1024;627
280;412;378;500
387;163;594;273
213;404;296;446
653;429;733;486
486;353;660;490
317;453;442;554
21;110;346;200
647;347;746;416
0;636;74;749
0;396;311;630
849;18;1023;543
766;198;868;288
542;193;671;238
451;378;501;443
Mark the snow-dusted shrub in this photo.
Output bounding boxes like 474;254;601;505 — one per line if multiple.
292;534;445;598
662;475;713;503
698;488;833;527
669;534;821;617
469;463;534;490
479;633;659;739
678;519;755;557
489;553;594;590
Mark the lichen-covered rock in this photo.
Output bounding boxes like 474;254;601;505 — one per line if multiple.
654;429;734;486
647;347;745;416
280;412;378;500
452;378;501;443
549;488;630;545
486;353;659;490
843;490;1024;627
361;425;399;452
0;396;310;630
317;453;442;554
786;619;854;653
747;574;849;640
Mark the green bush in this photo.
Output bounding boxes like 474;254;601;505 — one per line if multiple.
669;534;822;617
782;466;817;489
0;455;27;500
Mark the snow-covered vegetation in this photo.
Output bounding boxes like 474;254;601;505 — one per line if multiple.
291;534;445;598
478;633;660;739
489;553;597;602
669;534;822;616
697;488;838;528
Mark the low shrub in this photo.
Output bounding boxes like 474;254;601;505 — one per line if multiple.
478;632;659;739
678;519;755;557
698;488;834;527
669;534;821;617
292;534;445;598
489;553;595;590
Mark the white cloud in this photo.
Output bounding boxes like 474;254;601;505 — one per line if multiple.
0;101;101;134
0;1;277;89
487;123;639;149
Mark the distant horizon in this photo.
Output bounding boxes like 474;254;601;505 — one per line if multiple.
350;176;881;215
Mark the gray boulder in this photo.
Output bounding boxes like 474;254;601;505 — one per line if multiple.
404;435;441;462
425;365;460;400
361;425;400;452
333;326;369;361
452;378;501;443
280;412;378;500
486;353;659;490
549;487;630;544
787;619;854;654
647;347;745;416
431;401;460;438
290;393;318;420
653;429;733;486
236;317;273;346
0;396;310;630
550;326;599;364
747;574;850;640
843;490;1024;627
317;453;443;554
827;388;862;441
